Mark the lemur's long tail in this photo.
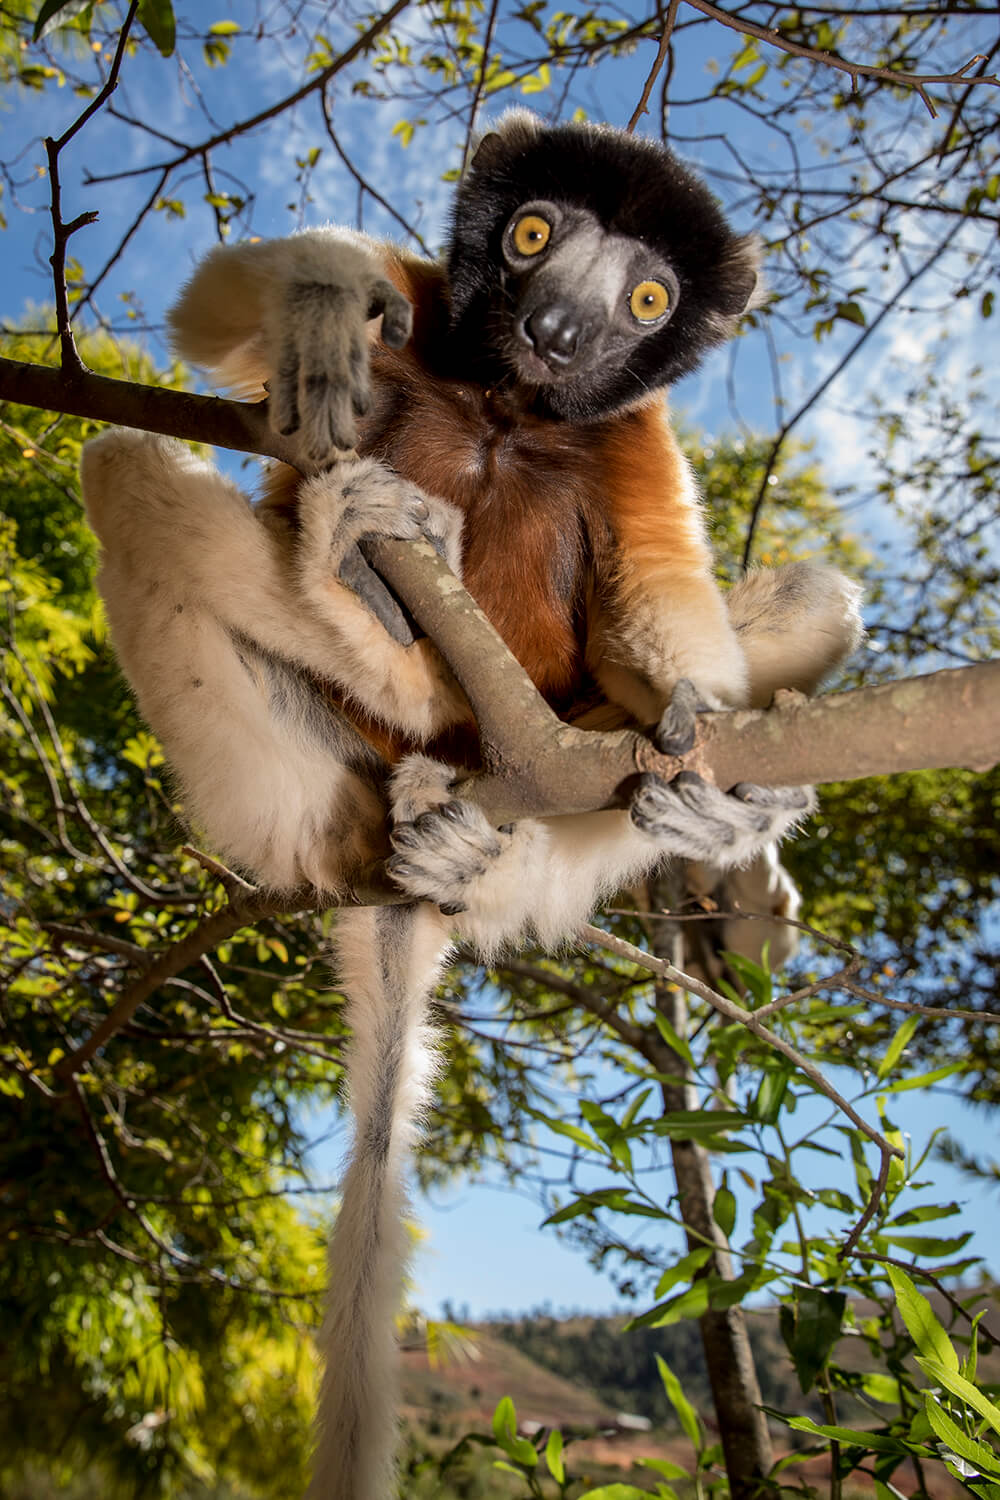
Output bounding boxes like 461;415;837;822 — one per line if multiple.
308;905;452;1500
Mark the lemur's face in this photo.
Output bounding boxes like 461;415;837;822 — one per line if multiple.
496;201;679;397
446;116;760;422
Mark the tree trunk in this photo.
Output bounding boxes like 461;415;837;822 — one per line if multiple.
644;873;774;1500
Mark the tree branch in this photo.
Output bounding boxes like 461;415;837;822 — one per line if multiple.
3;356;999;828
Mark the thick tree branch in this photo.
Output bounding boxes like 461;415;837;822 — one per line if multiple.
3;356;999;828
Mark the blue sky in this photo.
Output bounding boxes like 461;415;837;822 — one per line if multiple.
3;2;998;1319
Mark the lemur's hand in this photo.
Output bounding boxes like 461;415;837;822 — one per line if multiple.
272;259;412;461
629;678;815;864
297;458;460;575
295;460;464;644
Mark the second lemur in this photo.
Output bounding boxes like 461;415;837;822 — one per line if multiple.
81;112;862;1500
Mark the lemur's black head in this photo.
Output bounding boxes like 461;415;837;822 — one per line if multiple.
446;111;761;423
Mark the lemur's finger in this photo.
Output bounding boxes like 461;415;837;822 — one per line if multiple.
369;279;413;348
732;782;816;814
655;678;711;756
272;344;301;436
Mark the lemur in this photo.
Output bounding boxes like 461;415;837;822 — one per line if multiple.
80;112;862;1500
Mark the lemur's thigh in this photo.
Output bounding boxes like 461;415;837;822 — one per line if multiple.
82;430;390;892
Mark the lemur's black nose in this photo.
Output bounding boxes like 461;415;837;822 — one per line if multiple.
523;303;583;365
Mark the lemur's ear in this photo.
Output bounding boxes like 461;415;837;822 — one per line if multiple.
717;234;765;316
470;132;504;171
469;108;543;172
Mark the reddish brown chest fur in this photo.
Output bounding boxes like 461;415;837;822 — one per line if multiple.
362;356;613;708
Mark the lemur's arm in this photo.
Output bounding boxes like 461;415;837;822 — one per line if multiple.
587;402;749;722
169;228;412;458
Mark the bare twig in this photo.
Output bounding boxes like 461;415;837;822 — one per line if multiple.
679;0;998;116
626;0;682;134
44;0;140;369
841;1148;894;1259
461;0;503;173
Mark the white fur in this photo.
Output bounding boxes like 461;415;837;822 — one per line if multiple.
309;905;451;1500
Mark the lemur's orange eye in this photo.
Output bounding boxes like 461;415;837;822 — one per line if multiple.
630;280;670;321
512;215;551;256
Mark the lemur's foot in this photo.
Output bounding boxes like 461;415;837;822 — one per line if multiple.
273;261;412;459
388;755;518;917
630;771;814;866
633;677;815;864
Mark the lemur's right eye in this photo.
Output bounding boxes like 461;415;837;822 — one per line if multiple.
512;215;551;256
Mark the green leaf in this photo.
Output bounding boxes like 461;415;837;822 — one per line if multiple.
621;1086;652;1131
392;119;415;148
520;62;551;94
916;1358;1000;1436
861;1372;901;1404
835;300;867;327
642;1457;690;1481
882;1061;965;1092
783;1416;906;1454
780;1285;846;1393
752;1062;792;1125
32;0;88;40
887;1264;959;1370
655;1353;702;1448
877;1012;920;1080
889;1201;961;1226
209;19;240;33
534;1114;605;1154
545;1428;565;1484
652;1109;746;1139
720;950;772;1008
713;1184;736;1237
654;1011;695;1067
138;0;176;55
492;1396;538;1466
653;1246;713;1297
630;1280;710;1330
925;1396;1000;1476
578;1487;650;1499
881;1231;973;1257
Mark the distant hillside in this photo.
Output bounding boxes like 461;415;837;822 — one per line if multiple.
487;1309;815;1431
400;1329;692;1493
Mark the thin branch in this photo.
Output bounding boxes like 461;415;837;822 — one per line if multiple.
742;216;966;568
840;1148;893;1259
578;922;902;1160
44;0;140;369
461;0;502;174
83;0;413;186
626;0;682;134
679;0;998;116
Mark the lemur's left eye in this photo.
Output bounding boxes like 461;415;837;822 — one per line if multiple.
629;281;670;322
512;215;552;256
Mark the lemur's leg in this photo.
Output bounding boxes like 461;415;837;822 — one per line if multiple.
81;432;467;888
84;432;467;739
627;562;863;860
310;902;452;1500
